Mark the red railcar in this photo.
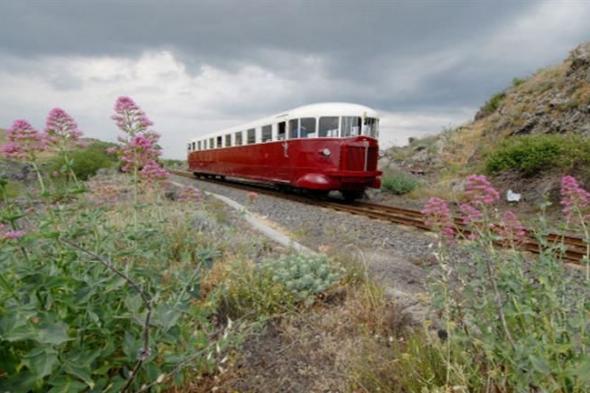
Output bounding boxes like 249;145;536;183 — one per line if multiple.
187;103;382;200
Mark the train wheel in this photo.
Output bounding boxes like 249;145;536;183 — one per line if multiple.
341;190;365;201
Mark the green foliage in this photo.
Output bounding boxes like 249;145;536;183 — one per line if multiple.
49;141;118;180
0;195;233;391
264;254;339;301
485;134;590;175
212;261;296;320
395;197;590;392
481;91;506;116
161;159;185;169
381;172;419;195
512;77;527;87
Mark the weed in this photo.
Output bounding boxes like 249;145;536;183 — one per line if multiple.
480;91;506;116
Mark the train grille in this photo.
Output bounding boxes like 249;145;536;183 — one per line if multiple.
342;146;366;171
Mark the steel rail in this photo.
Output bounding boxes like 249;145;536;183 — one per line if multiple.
170;170;588;265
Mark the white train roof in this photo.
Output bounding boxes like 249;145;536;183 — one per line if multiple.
191;102;379;142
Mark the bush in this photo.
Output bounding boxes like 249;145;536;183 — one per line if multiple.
480;91;506;116
264;254;339;301
382;173;419;195
49;141;118;180
0;191;233;391
485;134;590;175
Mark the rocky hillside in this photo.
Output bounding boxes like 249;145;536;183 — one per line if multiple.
383;41;590;210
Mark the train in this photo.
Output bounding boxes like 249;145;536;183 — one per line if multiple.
187;102;382;200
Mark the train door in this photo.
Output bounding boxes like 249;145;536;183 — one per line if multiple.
276;121;291;181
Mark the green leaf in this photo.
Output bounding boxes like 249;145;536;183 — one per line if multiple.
23;347;58;380
37;322;70;345
47;375;87;393
64;361;95;389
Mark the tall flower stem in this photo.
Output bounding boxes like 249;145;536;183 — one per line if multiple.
30;162;46;194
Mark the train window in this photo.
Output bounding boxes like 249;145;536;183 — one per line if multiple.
203;140;207;149
235;131;243;146
262;125;272;142
277;122;286;140
192;142;196;151
300;117;316;138
319;117;339;137
225;134;232;147
210;138;214;149
363;118;379;138
187;143;191;151
288;119;299;139
341;116;362;137
198;141;201;150
247;128;256;144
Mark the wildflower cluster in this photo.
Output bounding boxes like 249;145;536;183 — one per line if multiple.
494;210;527;244
0;223;26;241
560;175;590;223
1;120;46;161
464;174;500;206
140;159;169;183
44;107;82;147
111;97;168;183
422;197;454;240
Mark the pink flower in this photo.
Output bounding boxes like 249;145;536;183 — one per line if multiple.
44;108;82;146
2;230;26;240
112;96;154;135
106;146;118;155
139;160;169;183
494;211;527;244
459;203;482;225
560;176;590;222
422;197;455;240
1;120;46;160
464;175;499;206
111;97;162;173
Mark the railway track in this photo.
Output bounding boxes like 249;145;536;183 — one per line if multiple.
170;170;589;265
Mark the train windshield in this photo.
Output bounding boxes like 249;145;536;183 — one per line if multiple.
363;118;379;138
341;116;362;137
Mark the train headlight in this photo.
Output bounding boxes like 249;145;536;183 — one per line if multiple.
321;148;331;157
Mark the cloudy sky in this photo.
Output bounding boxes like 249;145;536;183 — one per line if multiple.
1;0;589;158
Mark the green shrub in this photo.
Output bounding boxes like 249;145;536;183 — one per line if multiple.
50;141;118;180
382;173;419;195
0;194;231;391
485;134;590;175
512;77;527;87
264;254;339;301
481;91;506;116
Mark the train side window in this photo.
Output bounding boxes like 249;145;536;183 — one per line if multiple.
247;128;256;144
197;141;201;150
192;142;196;151
187;143;191;151
217;136;222;148
210;138;214;149
203;140;207;149
288;118;299;139
300;117;316;138
235;131;243;146
277;122;286;140
225;134;232;147
319;117;339;137
341;116;361;137
262;125;272;142
363;117;379;138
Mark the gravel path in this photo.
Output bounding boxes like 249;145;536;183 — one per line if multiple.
170;175;438;317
